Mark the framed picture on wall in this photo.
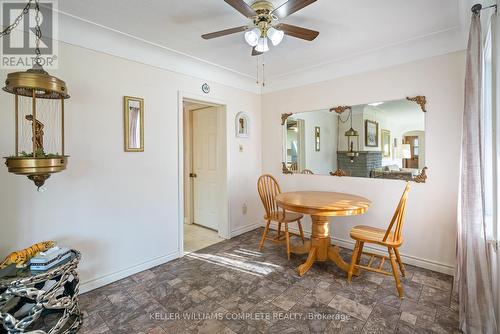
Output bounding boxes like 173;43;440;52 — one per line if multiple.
365;120;379;147
315;127;320;151
124;96;144;152
381;129;391;157
236;112;249;138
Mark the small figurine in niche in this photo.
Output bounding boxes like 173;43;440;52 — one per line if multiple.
0;241;55;269
25;114;45;154
235;112;249;138
239;117;245;134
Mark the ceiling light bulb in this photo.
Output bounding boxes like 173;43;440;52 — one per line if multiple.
244;28;260;47
267;27;284;46
255;37;269;53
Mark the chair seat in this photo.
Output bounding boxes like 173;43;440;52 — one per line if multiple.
350;225;401;246
265;211;303;223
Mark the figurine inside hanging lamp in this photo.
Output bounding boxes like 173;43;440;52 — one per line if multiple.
2;0;70;190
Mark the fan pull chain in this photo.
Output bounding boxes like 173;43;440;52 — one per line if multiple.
262;53;266;87
256;55;259;85
262;63;265;87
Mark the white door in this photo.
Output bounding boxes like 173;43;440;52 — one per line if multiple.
192;107;219;230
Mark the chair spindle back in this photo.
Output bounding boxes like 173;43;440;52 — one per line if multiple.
383;182;411;243
257;174;283;218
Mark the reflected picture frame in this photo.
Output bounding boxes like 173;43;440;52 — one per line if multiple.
124;96;144;152
365;120;379;147
381;129;391;157
315;127;320;151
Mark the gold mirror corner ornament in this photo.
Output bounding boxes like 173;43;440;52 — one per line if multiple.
330;106;351;114
406;96;427;113
282;162;293;175
281;113;292;125
330;169;347;177
413;167;428;183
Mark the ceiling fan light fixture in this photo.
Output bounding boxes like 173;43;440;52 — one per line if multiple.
244;27;261;47
267;27;284;46
255;37;269;53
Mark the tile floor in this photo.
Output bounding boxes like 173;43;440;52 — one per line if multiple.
183;223;224;254
78;228;460;334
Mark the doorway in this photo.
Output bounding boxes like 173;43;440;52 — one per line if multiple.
403;132;424;169
284;117;305;172
182;98;227;254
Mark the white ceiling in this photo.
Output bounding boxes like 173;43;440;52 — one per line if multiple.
58;0;463;80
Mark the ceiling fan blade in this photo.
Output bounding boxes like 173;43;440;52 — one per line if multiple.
275;23;319;41
271;0;317;19
224;0;257;17
251;47;263;56
202;26;248;39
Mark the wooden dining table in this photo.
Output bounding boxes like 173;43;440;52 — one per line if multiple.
275;191;371;276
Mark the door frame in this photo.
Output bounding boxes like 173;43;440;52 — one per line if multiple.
177;91;230;257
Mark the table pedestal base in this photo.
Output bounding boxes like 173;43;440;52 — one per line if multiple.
290;215;355;276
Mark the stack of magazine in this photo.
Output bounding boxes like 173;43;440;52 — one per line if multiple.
30;247;72;271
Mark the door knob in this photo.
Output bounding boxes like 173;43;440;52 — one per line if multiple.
189;173;197;178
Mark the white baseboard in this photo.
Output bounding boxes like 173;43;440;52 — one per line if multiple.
80;224;262;294
79;250;179;294
79;221;454;295
264;222;455;276
230;223;261;238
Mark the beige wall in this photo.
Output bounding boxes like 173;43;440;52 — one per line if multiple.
262;52;465;273
0;42;262;292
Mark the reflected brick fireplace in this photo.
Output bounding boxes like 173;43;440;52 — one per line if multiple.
337;151;383;178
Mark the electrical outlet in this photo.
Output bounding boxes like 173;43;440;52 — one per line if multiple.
242;203;247;215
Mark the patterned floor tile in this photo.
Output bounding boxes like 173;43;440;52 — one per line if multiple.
78;228;459;334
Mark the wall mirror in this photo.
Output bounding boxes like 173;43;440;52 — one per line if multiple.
124;96;144;152
282;96;427;182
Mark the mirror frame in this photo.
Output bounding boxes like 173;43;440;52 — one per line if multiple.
124;96;145;152
281;95;428;183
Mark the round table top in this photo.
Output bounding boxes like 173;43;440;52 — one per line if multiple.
275;191;371;217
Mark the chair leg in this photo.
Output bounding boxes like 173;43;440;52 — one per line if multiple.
298;220;305;243
277;223;282;240
394;248;406;277
259;221;271;251
389;247;404;298
355;242;364;265
285;224;291;260
348;241;361;282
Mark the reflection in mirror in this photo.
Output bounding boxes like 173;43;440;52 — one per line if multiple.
284;110;337;175
124;96;144;152
282;97;426;182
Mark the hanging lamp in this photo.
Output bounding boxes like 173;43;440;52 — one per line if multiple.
344;108;359;162
332;106;359;163
2;0;70;190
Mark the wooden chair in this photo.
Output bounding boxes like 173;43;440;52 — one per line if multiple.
257;174;305;260
301;169;314;175
347;182;410;298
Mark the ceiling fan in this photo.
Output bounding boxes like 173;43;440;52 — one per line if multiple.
201;0;319;56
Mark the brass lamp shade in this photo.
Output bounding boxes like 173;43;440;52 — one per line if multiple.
345;127;359;137
3;65;69;99
5;156;68;175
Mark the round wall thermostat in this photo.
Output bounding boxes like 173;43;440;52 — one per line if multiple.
202;83;210;94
